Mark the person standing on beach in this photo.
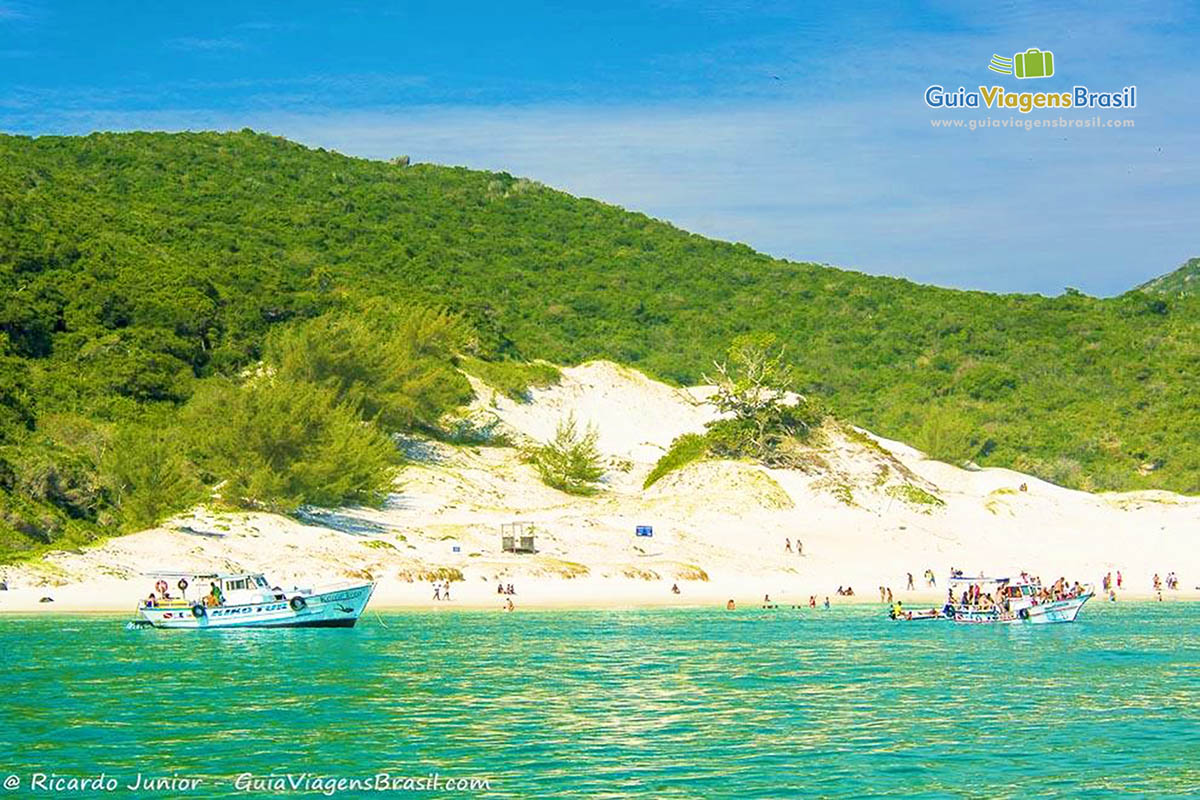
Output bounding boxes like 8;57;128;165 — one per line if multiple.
823;596;830;609
907;573;915;590
432;582;441;601
444;581;452;601
886;587;893;604
1117;570;1123;589
797;540;803;556
785;538;792;553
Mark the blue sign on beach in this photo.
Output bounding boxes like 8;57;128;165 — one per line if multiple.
635;525;653;537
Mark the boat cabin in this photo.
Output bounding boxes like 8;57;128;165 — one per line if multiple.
216;573;278;604
946;574;1044;614
141;571;283;609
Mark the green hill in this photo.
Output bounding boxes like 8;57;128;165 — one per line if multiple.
1;130;1198;555
1139;258;1200;297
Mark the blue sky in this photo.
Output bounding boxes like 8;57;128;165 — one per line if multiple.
1;1;1197;295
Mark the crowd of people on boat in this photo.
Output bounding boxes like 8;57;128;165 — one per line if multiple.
948;584;1005;612
945;574;1088;614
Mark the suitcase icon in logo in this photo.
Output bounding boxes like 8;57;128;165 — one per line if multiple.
1014;48;1054;79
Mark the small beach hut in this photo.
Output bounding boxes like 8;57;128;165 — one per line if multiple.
501;521;536;554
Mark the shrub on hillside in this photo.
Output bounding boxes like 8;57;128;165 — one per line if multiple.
914;406;977;464
267;306;473;432
103;423;204;530
525;413;605;495
644;433;709;489
1;414;108;522
703;333;827;465
460;356;561;401
182;377;400;511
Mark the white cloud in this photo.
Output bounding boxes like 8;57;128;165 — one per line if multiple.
166;36;246;52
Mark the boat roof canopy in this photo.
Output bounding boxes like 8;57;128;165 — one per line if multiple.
948;575;1041;586
143;571;265;581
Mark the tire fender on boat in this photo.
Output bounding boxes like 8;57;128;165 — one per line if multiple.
1018;607;1030;620
191;604;205;619
290;596;307;612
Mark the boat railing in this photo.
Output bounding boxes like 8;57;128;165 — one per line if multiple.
140;599;193;609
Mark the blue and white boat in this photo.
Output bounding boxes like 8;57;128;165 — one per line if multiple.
944;574;1091;624
129;571;375;629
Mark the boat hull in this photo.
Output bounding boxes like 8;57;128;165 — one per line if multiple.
891;610;945;621
134;582;375;629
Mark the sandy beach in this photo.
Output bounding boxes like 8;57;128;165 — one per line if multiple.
2;361;1197;615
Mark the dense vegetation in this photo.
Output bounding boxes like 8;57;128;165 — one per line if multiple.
1139;257;1200;297
1;130;1197;556
0;299;484;559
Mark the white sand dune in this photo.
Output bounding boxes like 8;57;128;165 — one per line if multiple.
2;361;1197;613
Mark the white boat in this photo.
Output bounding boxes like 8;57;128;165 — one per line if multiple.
889;607;946;621
944;574;1091;625
128;571;375;629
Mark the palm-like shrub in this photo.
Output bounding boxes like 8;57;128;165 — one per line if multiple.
525;413;605;495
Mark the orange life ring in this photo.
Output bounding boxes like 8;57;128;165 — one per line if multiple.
155;580;168;595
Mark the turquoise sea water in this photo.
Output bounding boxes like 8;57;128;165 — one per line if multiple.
2;603;1198;798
